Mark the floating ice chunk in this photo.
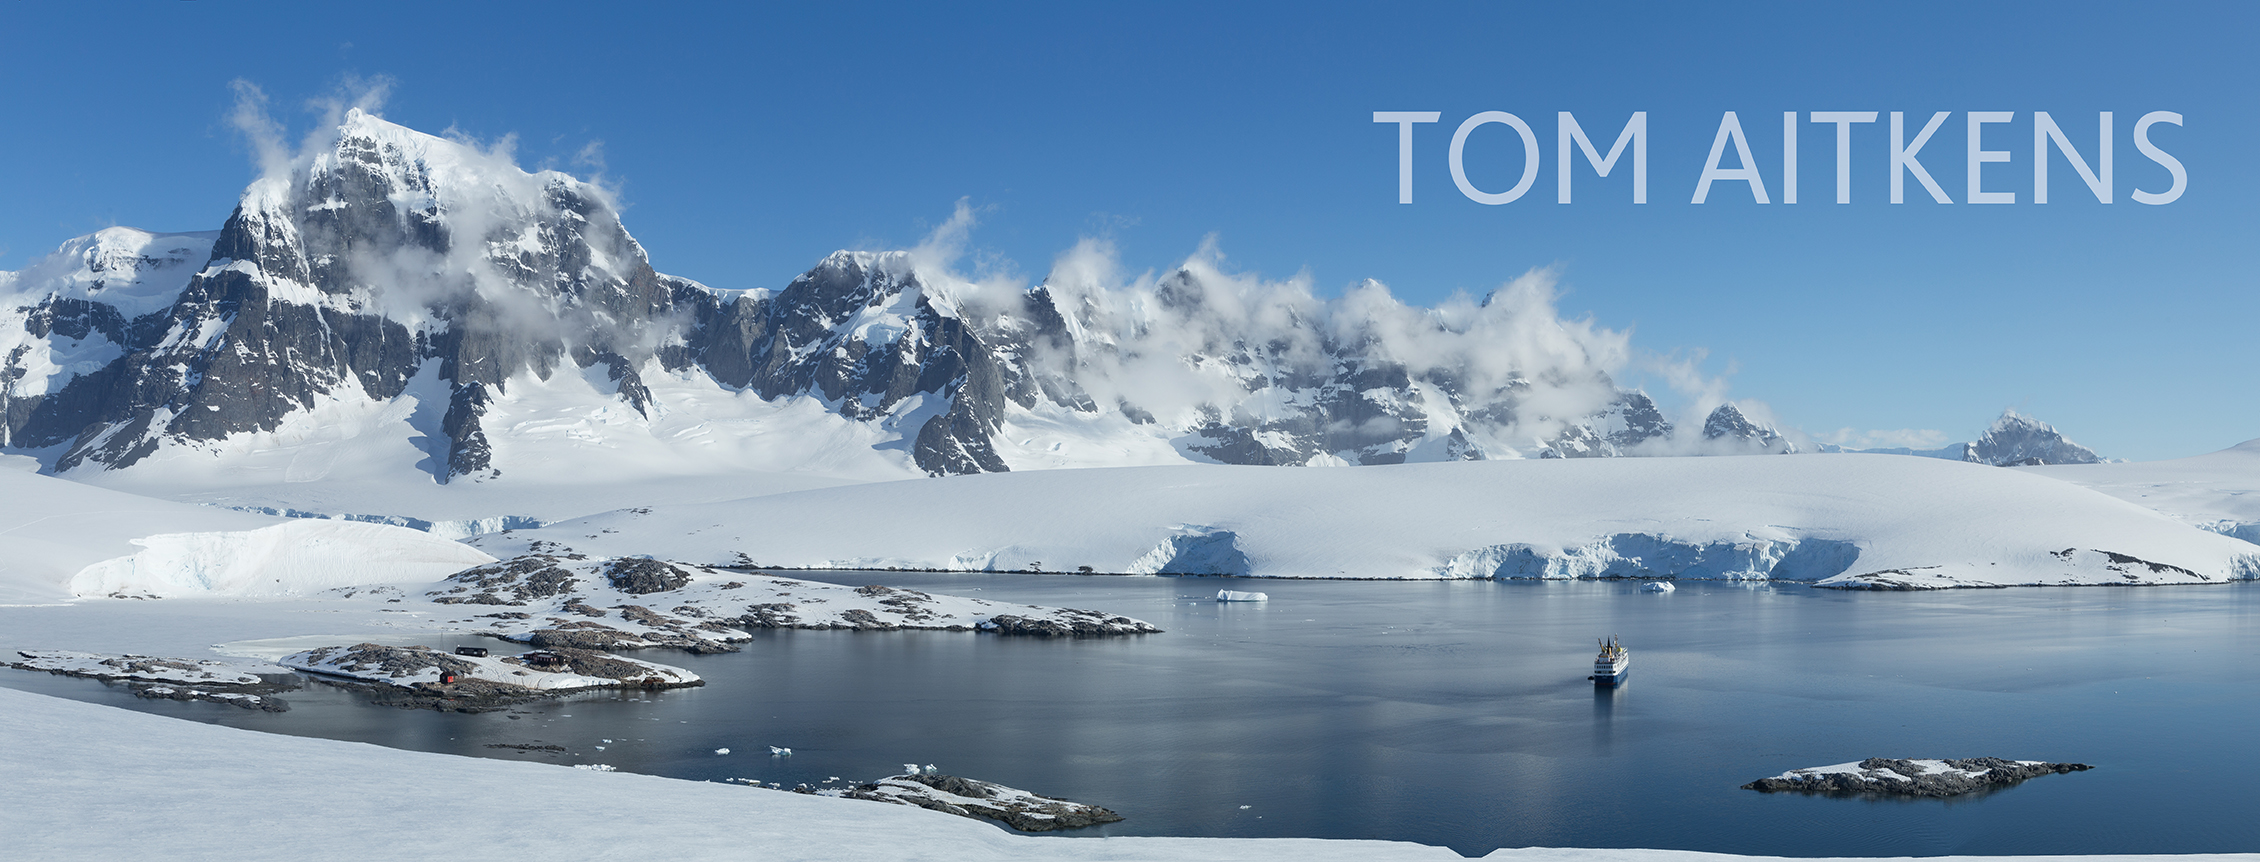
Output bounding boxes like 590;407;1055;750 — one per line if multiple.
904;763;919;774
769;746;792;756
923;764;937;774
1641;582;1675;593
1216;590;1268;602
715;748;731;755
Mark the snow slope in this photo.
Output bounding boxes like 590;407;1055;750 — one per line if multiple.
2025;438;2260;543
67;519;494;599
0;458;280;602
66;357;906;532
7;687;2244;862
0;457;492;602
470;455;2260;588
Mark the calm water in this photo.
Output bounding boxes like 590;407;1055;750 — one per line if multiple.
10;576;2260;857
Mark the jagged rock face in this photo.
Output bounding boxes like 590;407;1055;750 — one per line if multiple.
0;111;1699;479
1;111;718;477
1702;404;1796;454
1964;410;2101;466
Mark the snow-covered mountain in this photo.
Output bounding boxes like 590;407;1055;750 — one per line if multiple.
0;110;1784;492
1959;409;2102;466
1838;410;2102;466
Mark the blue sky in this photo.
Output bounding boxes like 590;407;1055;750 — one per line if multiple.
0;2;2251;459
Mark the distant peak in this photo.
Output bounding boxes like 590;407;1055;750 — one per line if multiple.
1967;409;2099;466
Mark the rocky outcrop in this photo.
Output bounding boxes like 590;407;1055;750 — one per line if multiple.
1743;757;2091;796
831;773;1123;832
979;611;1160;638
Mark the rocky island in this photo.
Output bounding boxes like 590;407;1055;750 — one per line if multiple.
802;771;1124;832
280;643;701;712
1742;757;2093;797
426;551;1162;653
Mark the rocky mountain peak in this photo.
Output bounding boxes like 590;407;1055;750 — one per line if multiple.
1964;409;2101;466
1702;403;1795;454
2;112;1806;483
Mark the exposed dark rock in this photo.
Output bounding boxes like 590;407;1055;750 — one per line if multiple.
605;558;692;594
429;555;580;605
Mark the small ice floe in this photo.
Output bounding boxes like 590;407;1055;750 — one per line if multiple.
1641;582;1675;593
770;746;793;756
1216;590;1268;602
923;764;938;774
904;763;920;774
715;748;731;755
1239;805;1252;810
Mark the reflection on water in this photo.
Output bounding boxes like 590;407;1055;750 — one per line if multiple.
7;576;2259;857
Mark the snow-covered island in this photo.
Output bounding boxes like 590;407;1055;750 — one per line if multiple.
5;649;298;711
429;551;1161;651
280;643;700;712
1742;758;2093;797
804;771;1125;832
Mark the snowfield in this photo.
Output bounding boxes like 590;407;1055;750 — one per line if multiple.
471;454;2260;589
0;459;494;602
2028;438;2260;544
68;519;496;599
4;686;2246;862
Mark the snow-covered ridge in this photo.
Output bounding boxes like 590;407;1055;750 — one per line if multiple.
469;454;2260;588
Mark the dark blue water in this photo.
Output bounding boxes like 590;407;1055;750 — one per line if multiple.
9;576;2258;857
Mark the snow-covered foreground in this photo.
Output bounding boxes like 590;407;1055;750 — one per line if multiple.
473;454;2260;589
5;687;2248;862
